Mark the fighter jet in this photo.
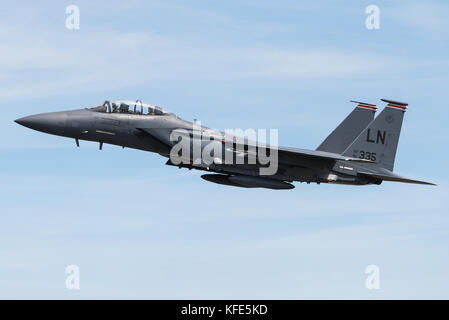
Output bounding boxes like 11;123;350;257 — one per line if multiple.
15;98;434;189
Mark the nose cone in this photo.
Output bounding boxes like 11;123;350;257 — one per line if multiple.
15;112;68;136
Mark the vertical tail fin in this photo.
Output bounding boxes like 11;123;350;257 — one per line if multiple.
342;99;408;171
316;101;377;154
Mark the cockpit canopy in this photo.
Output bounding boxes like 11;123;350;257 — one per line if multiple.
88;100;171;116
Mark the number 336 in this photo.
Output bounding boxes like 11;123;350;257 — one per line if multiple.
360;151;376;161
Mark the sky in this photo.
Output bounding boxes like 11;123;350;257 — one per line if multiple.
0;0;448;299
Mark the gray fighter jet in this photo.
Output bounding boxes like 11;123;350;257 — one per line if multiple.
15;98;434;189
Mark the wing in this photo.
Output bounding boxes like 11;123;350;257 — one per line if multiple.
229;140;375;167
138;126;374;175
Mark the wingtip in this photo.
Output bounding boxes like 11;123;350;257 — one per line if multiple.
419;182;437;186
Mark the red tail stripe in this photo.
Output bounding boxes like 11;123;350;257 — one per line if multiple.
357;104;377;110
387;104;407;110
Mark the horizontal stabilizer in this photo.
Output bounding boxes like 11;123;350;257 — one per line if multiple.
359;171;435;185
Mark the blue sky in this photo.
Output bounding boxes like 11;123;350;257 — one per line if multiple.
1;0;448;299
